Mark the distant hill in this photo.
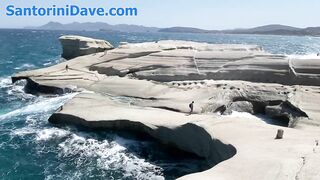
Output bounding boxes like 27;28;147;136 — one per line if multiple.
232;24;301;33
161;24;320;36
27;22;320;36
33;21;160;33
304;27;320;36
223;24;304;36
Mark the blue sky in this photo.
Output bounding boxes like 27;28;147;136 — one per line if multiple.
0;0;319;29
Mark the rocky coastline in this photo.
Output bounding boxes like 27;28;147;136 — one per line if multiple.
11;36;320;179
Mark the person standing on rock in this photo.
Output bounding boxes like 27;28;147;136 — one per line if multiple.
65;64;69;72
189;101;194;115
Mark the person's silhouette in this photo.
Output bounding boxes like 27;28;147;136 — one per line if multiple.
189;101;194;115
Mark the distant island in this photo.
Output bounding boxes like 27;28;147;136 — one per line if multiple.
26;21;320;36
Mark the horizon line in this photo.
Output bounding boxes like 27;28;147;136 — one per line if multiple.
4;21;320;31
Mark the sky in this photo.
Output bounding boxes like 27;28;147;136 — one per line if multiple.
0;0;319;29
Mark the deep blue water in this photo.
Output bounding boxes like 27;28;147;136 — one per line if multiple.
1;29;320;179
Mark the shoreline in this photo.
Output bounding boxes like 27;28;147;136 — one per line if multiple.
11;36;320;179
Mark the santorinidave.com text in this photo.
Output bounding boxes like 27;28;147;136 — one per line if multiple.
5;4;138;17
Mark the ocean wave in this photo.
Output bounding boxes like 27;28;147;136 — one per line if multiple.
36;128;71;141
0;77;12;88
27;126;165;179
43;56;62;67
0;93;77;121
0;77;34;101
12;126;38;136
6;80;33;99
57;133;164;180
11;115;43;137
14;63;36;70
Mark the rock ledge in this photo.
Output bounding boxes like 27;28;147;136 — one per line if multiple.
59;35;114;59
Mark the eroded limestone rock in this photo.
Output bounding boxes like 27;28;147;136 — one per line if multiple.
10;38;320;180
224;101;254;115
59;35;114;59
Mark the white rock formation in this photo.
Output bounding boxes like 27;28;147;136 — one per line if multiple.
89;40;320;86
59;35;113;59
11;37;320;179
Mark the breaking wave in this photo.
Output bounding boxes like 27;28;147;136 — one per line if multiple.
0;93;77;121
14;63;36;70
0;77;12;88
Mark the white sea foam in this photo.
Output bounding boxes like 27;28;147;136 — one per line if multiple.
11;115;70;143
36;128;70;141
6;81;33;99
10;115;38;137
58;133;164;180
0;77;12;88
12;127;38;136
25;115;39;126
43;57;61;67
14;63;36;70
0;93;77;121
0;77;34;100
6;83;24;95
43;62;52;66
10;112;163;179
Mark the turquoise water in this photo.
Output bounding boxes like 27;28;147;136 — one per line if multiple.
1;29;320;179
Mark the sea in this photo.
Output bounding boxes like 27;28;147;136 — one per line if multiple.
0;29;320;179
